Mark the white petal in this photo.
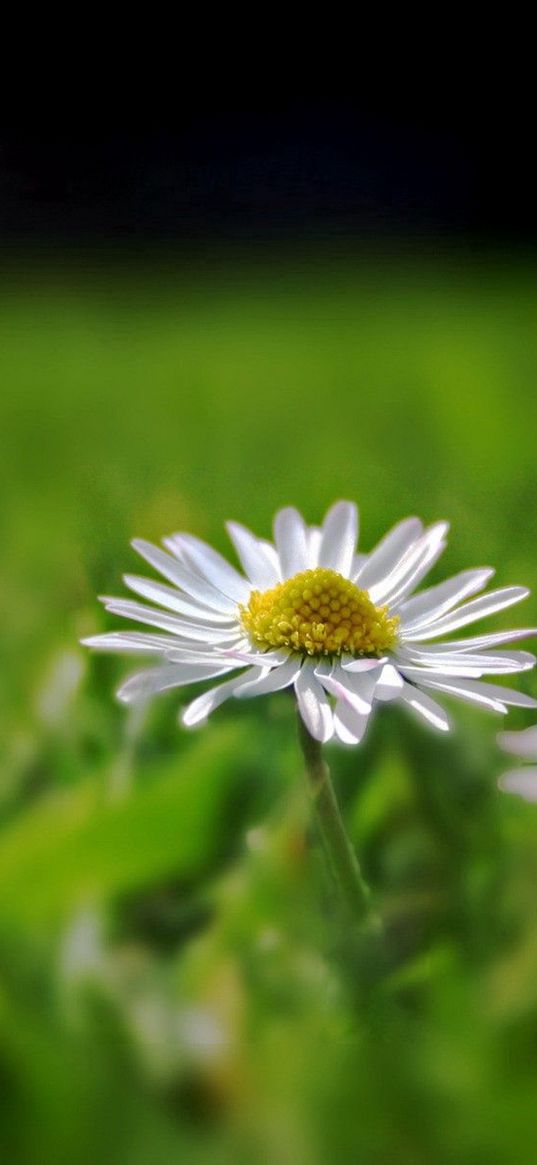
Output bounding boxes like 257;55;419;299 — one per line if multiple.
132;540;236;613
82;631;182;655
486;652;537;672
226;522;281;588
117;661;236;704
459;652;536;674
374;663;404;701
312;658;334;679
351;552;367;576
123;575;235;623
354;517;423;589
318;501;358;577
497;725;537;760
400;663;490;681
340;665;382;707
100;597;242;643
413;678;506;713
307;527;322;568
216;647;290;667
162;533;250;604
412;675;537;712
181;667;266;727
273;507;310;577
396;646;535;675
370;523;449;606
163;646;239;663
398;568;495;630
341;656;388;673
235;655;302;697
294;666;334;742
498;768;537;801
333;700;370;744
398;682;451;731
401;587;530;642
398;629;537;654
318;665;378;715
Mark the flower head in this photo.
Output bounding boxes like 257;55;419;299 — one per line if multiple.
83;501;537;744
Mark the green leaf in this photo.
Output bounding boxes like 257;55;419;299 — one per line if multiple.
0;724;251;931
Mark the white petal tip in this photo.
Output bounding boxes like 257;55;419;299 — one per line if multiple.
341;657;386;673
130;539;146;555
497;725;537;759
498;770;537;801
333;500;356;519
497;732;515;753
116;689;133;705
81;635;114;649
181;713;206;729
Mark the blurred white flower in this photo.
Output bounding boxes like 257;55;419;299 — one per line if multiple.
497;725;537;801
36;649;86;728
83;501;537;745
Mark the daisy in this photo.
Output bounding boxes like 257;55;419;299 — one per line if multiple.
83;501;537;745
497;725;537;801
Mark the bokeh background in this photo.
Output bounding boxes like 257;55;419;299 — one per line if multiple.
3;108;537;1164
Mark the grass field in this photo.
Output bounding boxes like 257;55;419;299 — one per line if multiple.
2;250;537;1164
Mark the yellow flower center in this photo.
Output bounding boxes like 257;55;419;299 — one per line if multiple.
240;568;399;658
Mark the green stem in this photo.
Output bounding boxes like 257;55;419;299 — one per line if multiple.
297;712;372;925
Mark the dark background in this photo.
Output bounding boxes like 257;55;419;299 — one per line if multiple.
0;103;534;248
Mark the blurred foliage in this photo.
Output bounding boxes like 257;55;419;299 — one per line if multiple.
2;250;537;1163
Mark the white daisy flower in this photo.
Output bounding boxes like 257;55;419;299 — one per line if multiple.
497;725;537;801
83;501;537;745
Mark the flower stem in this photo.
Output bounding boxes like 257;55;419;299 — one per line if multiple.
297;712;372;926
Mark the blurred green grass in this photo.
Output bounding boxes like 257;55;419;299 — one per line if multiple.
2;252;537;1164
